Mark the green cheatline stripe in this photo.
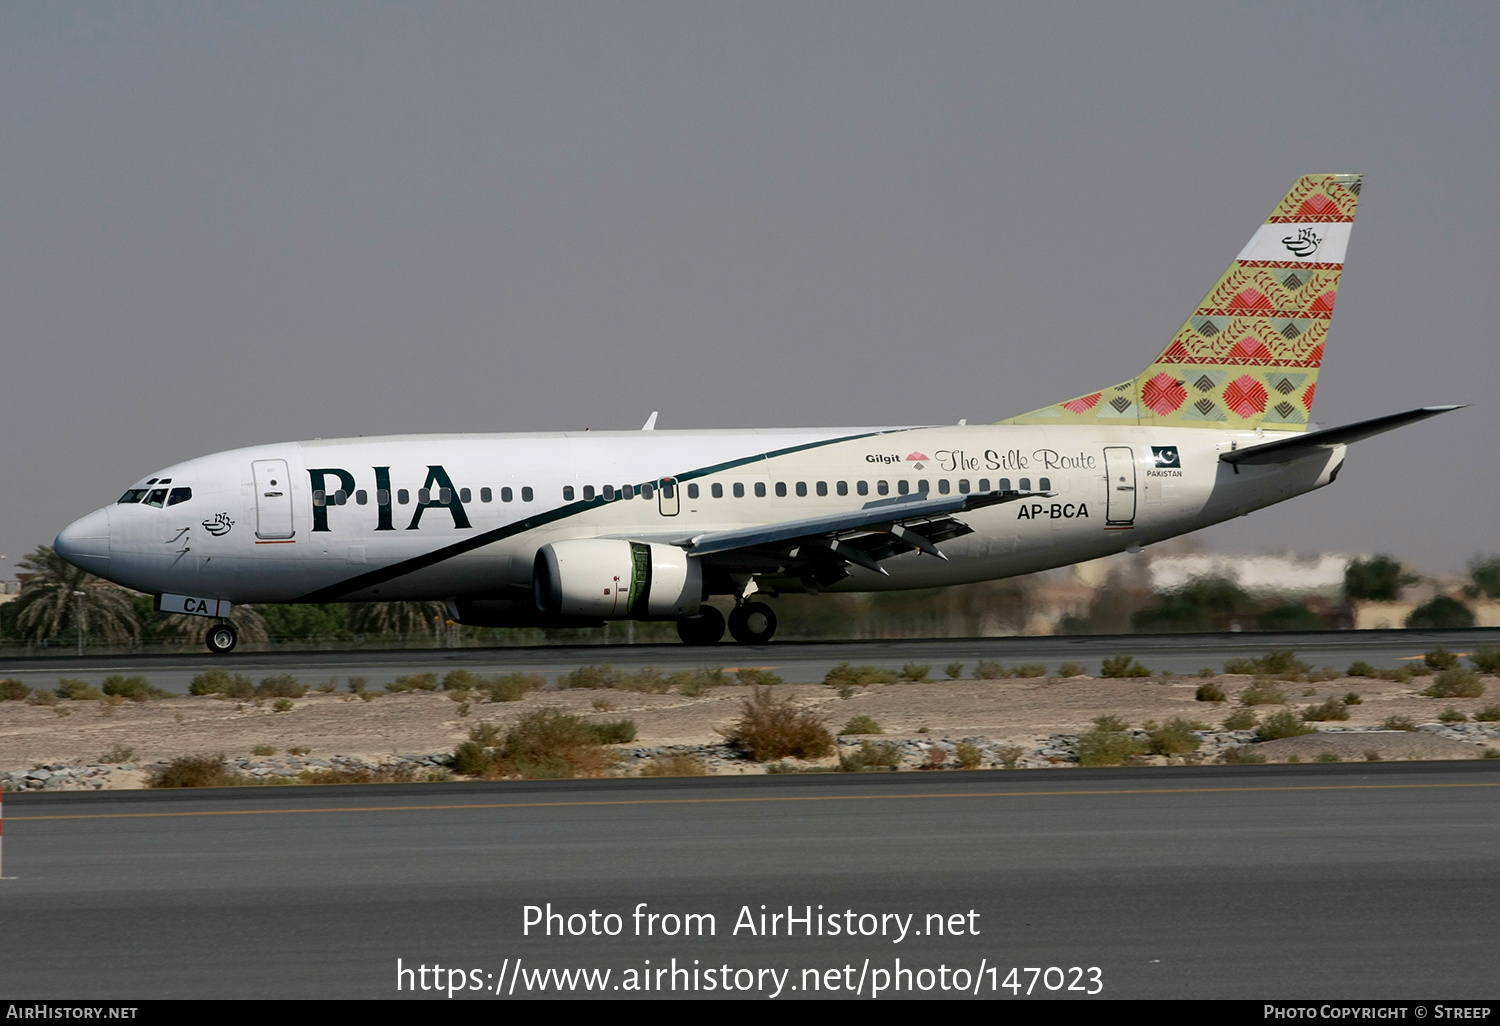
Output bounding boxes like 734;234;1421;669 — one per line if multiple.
294;429;904;602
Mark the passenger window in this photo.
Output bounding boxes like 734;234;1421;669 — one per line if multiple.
958;479;970;493
754;482;767;498
687;483;699;499
876;481;888;495
480;488;492;503
997;478;1010;491
583;486;595;500
398;489;410;505
775;482;787;497
522;487;533;502
167;487;192;506
898;480;910;495
1019;478;1030;491
312;490;327;507
734;483;746;498
642;483;655;500
460;488;471;503
621;484;634;499
437;487;450;503
711;483;723;498
417;488;430;504
603;485;615;500
937;480;949;494
334;489;348;505
1039;477;1051;491
563;486;575;501
356;489;368;505
377;489;390;505
501;487;513;502
662;482;675;499
795;482;807;497
916;480;929;494
857;481;869;496
816;481;828;497
836;481;848;496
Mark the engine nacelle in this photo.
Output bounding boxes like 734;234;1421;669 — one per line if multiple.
533;539;703;620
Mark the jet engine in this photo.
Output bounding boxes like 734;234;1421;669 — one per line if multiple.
533;539;703;619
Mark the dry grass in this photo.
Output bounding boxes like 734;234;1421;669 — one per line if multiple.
639;754;711;777
718;687;834;761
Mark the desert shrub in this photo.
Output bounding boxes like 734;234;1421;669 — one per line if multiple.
719;687;833;761
441;670;483;690
252;744;275;756
1222;746;1266;764
1302;687;1317;697
839;715;883;735
1012;663;1048;678
561;664;618;689
1408;662;1433;677
1375;666;1414;683
1438;707;1468;723
1472;704;1500;722
919;746;948;771
272;698;295;712
1100;656;1150;678
299;765;421;785
945;662;965;679
1470;648;1500;674
1343;692;1363;705
56;679;103;701
587;719;637;744
671;666;726;696
254;675;307;699
1222;708;1258;731
1077;715;1146;767
1346;661;1377;678
1381;715;1419;732
26;690;58;706
1256;710;1316;741
1422;668;1485;699
997;746;1025;769
1315;752;1340;763
1144;717;1207;755
1195;683;1227;703
824;663;897;687
974;661;1006;680
98;743;135;764
385;673;438;693
1302;699;1351;722
899;663;931;682
1425;649;1460;670
488;709;619;778
346;676;368;694
189;669;255;697
1364;750;1383;762
955;742;983;769
1240;682;1287;706
735;668;783;687
480;672;547;702
1307;669;1341;683
149;754;238;788
1058;662;1088;678
315;678;338;693
102;675;170;701
0;679;30;701
619;667;671;693
1224;650;1309;676
838;740;902;772
639;754;710;777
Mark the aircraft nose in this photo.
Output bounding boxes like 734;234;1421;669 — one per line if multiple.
55;507;112;575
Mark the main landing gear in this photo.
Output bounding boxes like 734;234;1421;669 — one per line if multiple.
676;605;726;646
728;601;777;645
205;620;238;655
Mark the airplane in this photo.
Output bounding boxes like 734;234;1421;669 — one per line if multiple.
53;174;1459;654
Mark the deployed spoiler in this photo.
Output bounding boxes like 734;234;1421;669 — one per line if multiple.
1220;405;1463;466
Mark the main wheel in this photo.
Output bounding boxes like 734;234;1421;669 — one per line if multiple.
676;605;726;645
205;621;239;655
727;601;777;645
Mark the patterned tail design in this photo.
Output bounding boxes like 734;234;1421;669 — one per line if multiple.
1003;174;1360;431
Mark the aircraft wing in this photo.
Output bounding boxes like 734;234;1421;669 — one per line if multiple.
647;489;1052;588
1220;405;1462;466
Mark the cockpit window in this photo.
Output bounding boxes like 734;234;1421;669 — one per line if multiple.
144;489;169;508
167;487;192;506
118;489;149;504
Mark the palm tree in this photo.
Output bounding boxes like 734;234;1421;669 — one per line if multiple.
348;601;448;639
14;546;140;644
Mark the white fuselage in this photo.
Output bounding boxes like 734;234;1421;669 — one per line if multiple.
57;423;1343;615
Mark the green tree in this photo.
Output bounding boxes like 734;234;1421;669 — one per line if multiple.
13;546;139;643
1132;576;1255;633
1344;555;1416;602
1405;596;1476;630
1465;554;1500;600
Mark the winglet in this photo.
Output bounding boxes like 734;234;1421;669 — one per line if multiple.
641;411;659;431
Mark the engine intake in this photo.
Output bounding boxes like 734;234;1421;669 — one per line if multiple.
533;539;703;620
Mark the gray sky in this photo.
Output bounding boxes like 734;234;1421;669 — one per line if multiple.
2;2;1496;580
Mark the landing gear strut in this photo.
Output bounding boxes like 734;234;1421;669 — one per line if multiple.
728;601;777;645
205;621;238;655
676;605;726;646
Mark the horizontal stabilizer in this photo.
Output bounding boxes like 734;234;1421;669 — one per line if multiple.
1220;405;1462;466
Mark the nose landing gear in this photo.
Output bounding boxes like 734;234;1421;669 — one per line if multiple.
205;621;239;655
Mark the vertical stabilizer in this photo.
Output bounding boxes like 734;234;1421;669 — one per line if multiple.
1004;174;1361;431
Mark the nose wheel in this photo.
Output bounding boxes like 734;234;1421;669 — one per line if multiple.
727;601;777;645
205;621;239;655
676;605;726;646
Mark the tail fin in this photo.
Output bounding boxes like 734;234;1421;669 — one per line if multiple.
1004;173;1361;431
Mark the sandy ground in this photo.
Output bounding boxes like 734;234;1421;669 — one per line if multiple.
2;668;1497;787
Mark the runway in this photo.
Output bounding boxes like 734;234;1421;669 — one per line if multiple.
2;760;1498;999
3;628;1500;694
